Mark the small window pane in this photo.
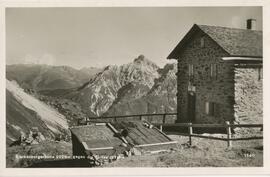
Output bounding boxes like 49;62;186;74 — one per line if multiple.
205;102;219;116
200;37;205;47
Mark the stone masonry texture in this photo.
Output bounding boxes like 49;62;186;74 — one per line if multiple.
176;31;262;124
234;66;263;124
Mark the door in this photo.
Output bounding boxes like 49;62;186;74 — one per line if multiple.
187;92;196;122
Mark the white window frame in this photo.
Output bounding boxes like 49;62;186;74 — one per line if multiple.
205;102;210;115
188;64;194;76
205;101;218;116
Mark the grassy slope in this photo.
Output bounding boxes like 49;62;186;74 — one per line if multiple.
6;141;72;168
6;135;263;167
105;135;263;167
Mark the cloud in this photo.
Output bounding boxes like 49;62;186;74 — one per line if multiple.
23;53;55;65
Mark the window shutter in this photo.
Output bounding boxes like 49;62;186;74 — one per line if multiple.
205;102;209;115
214;103;220;117
209;102;214;116
210;64;217;80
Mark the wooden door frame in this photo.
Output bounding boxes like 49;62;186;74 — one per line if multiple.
187;91;196;123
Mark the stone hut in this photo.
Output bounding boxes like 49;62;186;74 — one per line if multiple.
167;19;262;124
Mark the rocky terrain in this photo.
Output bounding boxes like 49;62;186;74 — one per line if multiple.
6;56;178;144
6;55;177;119
105;62;177;118
36;94;88;126
6;79;69;146
61;55;177;117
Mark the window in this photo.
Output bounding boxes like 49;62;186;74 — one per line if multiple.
188;64;194;77
210;64;217;79
200;37;205;48
205;102;210;115
205;101;219;117
188;81;196;92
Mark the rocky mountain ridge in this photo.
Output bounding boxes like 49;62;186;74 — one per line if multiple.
63;55;177;117
104;62;177;119
6;64;101;91
6;55;177;119
65;55;164;116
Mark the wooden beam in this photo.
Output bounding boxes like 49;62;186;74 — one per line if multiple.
191;134;227;141
153;123;263;128
107;123;129;144
230;124;263;128
230;137;263;141
85;112;178;120
82;141;114;151
134;141;178;148
226;121;232;147
188;123;193;146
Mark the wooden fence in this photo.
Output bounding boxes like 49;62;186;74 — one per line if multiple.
77;112;178;125
153;121;263;147
77;113;263;148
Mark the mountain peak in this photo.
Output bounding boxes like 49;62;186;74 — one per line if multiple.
133;54;146;62
133;55;149;64
133;55;159;69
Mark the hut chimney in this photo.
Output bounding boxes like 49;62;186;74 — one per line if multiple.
247;19;256;30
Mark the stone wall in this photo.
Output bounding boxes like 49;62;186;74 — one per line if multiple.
234;66;263;124
176;31;235;123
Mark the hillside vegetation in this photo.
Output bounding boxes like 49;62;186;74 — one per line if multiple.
6;135;262;167
105;135;263;167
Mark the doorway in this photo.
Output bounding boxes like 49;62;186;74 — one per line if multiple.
187;92;196;122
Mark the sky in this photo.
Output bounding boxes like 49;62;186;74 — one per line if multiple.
6;7;262;69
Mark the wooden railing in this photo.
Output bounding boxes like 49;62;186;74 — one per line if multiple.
77;112;178;125
153;121;263;147
77;113;263;148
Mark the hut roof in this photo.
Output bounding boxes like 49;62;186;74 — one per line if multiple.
112;121;172;145
70;124;123;149
168;24;262;59
70;121;177;154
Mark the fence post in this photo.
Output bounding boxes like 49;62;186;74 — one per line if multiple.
159;125;163;132
139;115;143;121
114;117;117;123
188;123;193;146
162;114;166;124
226;121;232;148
